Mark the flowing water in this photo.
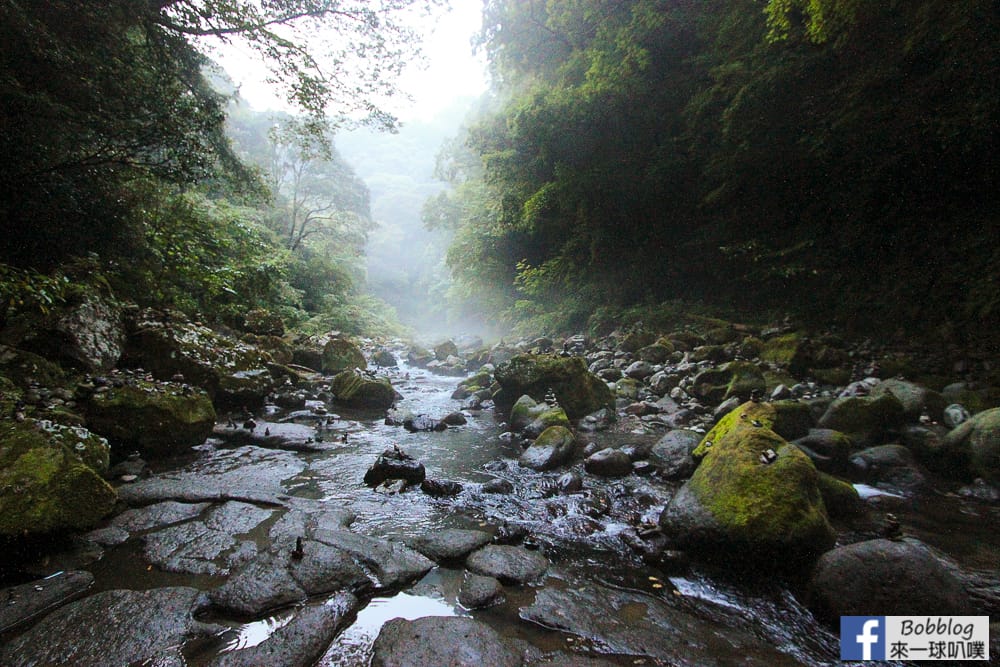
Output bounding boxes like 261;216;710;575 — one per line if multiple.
27;360;1000;665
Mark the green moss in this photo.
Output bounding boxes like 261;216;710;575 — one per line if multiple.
459;369;493;391
322;338;367;374
616;377;640;400
760;333;802;367
816;472;865;519
763;370;798;392
810;367;851;386
619;331;656;353
330;370;395;409
495;354;614;419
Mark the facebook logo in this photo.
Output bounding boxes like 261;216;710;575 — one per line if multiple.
841;616;886;660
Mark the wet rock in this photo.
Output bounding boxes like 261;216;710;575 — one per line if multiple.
815;472;866;518
624;360;655;380
458;572;506;609
0;570;94;633
403;413;447;432
208;593;359;667
849;444;928;494
466;544;548;584
311;530;434;590
481;478;515;494
330;369;396;410
364;448;426;487
212;419;329;452
519;425;577;471
790;428;852;473
509;394;569;434
943;403;972;429
809;538;970;619
520;583;799;666
0;419;116;538
584;448;632;477
141;502;270;575
420;478;463;497
83;525;130;545
556;471;583;493
371;348;397;368
941;407;1000;483
112;500;211;532
494;354;614;420
0;587;219;667
266;505;356;545
442;411;468;426
85;380;215;458
408;529;493;562
371;616;523;667
660;403;835;569
649;429;701;479
691;361;766;403
321;338;366;374
870;378;947;422
434;339;459;361
958;478;1000;502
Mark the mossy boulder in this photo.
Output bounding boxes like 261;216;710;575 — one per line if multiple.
123;309;276;407
509;395;570;436
243;334;293;365
519;425;577;471
759;333;809;371
817;393;905;445
816;472;865;518
663;412;835;568
941;407;1000;483
614;377;640;400
494;354;614;420
321;338;366;375
870;379;947;422
637;343;672;364
697;401;814;458
618;330;656;353
691;362;765;403
330;370;396;410
84;381;216;458
0;420;116;537
33;419;111;474
458;370;493;393
434;340;459;361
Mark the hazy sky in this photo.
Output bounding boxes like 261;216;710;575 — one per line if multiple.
211;3;488;122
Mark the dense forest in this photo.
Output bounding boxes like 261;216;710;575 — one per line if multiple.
1;0;997;347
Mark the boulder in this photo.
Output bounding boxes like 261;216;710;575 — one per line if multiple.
790;428;853;473
321;338;366;374
122;309;276;407
941;407;1000;483
849;444;928;494
84;380;216;457
509;395;570;438
870;378;947;422
638;342;673;364
371;347;398;367
370;616;523;667
661;407;835;568
584;448;633;477
466;544;548;584
699;401;814;454
0;420;116;537
817;393;905;445
690;361;766;403
494;354;614;420
649;429;701;479
815;472;865;518
519;425;577;471
408;529;493;562
330;369;395;410
458;572;505;609
364;449;426;487
809;538;970;619
0;570;94;633
434;339;459;361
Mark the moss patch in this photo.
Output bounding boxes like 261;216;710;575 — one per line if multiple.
494;354;614;420
330;370;395;410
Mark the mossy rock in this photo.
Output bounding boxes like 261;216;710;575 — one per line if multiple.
817;393;905;445
870;379;947;422
637;343;672;364
494;354;614;420
85;381;216;458
942;407;1000;483
434;340;459;361
459;370;493;392
697;401;813;458
322;338;366;375
519;425;577;471
509;395;570;434
618;331;656;353
809;367;852;387
759;333;807;370
0;345;69;390
123;310;275;406
330;370;396;410
691;361;765;404
816;472;865;518
653;338;676;355
704;326;740;345
32;419;111;474
243;334;293;365
660;421;835;568
763;370;798;393
0;420;116;537
615;377;640;400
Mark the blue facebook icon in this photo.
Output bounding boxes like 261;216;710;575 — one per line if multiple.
841;616;886;660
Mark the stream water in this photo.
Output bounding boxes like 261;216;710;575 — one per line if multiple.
39;359;1000;665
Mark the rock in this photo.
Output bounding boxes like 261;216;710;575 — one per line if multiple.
520;583;799;666
123;309;276;407
212;419;328;452
556;471;583;493
943;403;972;429
458;572;505;609
420;478;463;497
310;530;434;590
691;361;766;403
638;343;673;364
364;448;426;487
84;379;216;457
434;339;459;361
481;478;515;494
208;593;357;667
442;411;467;426
790;428;852;473
619;330;656;353
815;472;865;518
321;338;366;374
0;587;219;667
808;538;971;619
494;354;614;420
508;394;570;438
649;429;701;479
584;448;633;477
408;529;493;562
0;420;116;537
817;393;905;445
700;400;814;450
112;500;211;533
330;369;396;410
941;407;1000;483
1;291;125;373
661;406;835;568
467;544;548;584
519;425;577;471
31;418;110;475
870;378;947;422
849;444;928;494
0;571;94;633
371;347;397;368
624;360;655;380
403;414;447;432
370;616;523;667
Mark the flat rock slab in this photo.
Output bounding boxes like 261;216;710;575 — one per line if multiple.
466;545;548;585
212;420;333;452
208;593;358;667
370;616;524;667
113;500;212;532
0;571;94;633
313;529;434;590
407;528;493;562
520;584;801;666
210;541;372;617
267;504;356;545
0;587;220;667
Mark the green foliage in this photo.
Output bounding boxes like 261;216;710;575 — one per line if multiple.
0;265;71;325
